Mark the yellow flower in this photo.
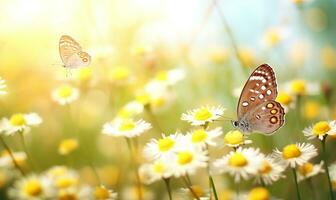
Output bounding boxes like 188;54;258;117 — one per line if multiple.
109;66;130;82
158;138;175;152
263;27;283;47
321;46;336;69
312;121;330;136
282;144;301;159
229;152;248;167
177;152;193;165
10;114;26;126
290;79;306;95
248;187;270;200
238;48;256;67
78;68;92;82
224;130;252;147
58;139;79;155
303;121;336;140
298;162;313;176
23;179;42;197
276;91;293;106
304;101;320;120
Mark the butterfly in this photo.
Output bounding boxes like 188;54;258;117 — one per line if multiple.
59;35;91;68
232;64;285;135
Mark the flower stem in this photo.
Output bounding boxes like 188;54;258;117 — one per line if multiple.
145;105;163;133
19;132;37;171
182;176;200;200
0;136;25;176
292;168;301;200
126;138;143;200
321;139;335;200
163;178;173;200
209;176;219;200
307;178;317;200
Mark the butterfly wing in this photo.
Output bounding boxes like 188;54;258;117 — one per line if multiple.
59;35;91;68
237;64;278;119
245;100;285;135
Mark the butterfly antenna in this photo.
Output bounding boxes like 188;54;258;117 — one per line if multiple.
217;114;234;120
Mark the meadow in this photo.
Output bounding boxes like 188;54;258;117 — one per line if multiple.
0;0;336;199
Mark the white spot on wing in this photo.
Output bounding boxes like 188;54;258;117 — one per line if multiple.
267;90;272;95
261;86;266;90
242;101;249;107
259;94;264;99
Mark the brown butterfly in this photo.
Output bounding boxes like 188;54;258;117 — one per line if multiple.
59;35;91;68
232;64;285;135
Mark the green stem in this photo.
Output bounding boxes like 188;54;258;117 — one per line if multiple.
292;168;301;200
126;138;143;200
163;178;173;200
321;139;335;200
19;132;37;171
145;105;163;133
0;136;25;176
182;176;200;200
209;176;218;200
307;178;317;200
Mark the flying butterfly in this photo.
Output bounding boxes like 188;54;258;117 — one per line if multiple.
232;64;285;135
59;35;91;68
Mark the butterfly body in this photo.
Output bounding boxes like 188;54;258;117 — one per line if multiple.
234;64;285;135
59;35;91;68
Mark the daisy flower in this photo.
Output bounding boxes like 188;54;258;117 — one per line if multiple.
51;85;79;105
286;79;319;96
262;26;287;48
8;175;52;200
181;106;225;126
153;68;185;86
117;101;144;119
273;143;318;168
93;185;118;200
0;77;7;96
0;113;42;135
223;130;252;148
57;185;92;200
143;133;180;161
255;156;285;185
297;161;324;182
0;151;26;169
102;118;151;138
329;163;336;190
186;127;223;148
180;185;209;200
108;66;132;84
58;138;79;155
139;159;173;184
303;120;336;140
171;141;208;177
45;166;70;179
242;187;278;200
275;90;295;111
213;147;264;182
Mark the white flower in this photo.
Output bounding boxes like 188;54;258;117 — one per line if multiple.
255;156;285;185
181;106;225;126
143;133;180;161
117;101;144;119
93;185;118;200
273;143;318;168
139;159;173;184
303;120;336;140
8;175;53;200
154;68;185;86
213;147;264;183
297;161;324;182
0;151;26;169
171;142;208;177
186;127;223;148
223;130;252;148
51;85;79;105
102;118;151;138
285;79;319;96
0;113;42;135
0;77;7;95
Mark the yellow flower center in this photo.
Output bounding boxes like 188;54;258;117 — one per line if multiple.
191;129;208;143
136;92;150;105
264;29;281;47
156;71;168;81
151;97;165;108
10;114;26;126
194;108;212;121
56;177;77;189
59;192;77;200
238;48;256;67
58;139;79;155
24;180;42;197
58;86;73;98
290;80;306;95
158;138;175;152
119;120;135;131
190;185;204;198
312;121;330;136
248;187;270;200
95;186;110;199
298;162;314;176
153;162;165;174
282;144;301;159
304;101;320;120
224;130;244;145
110;67;130;81
177;152;193;165
229;152;248;167
79;68;92;82
259;161;272;174
276;92;292;105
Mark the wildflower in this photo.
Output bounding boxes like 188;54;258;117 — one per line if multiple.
51;85;79;105
0;77;7;95
262;27;286;48
321;46;336;69
303;121;336;140
154;68;185;86
139;159;173;184
181;106;225;126
287;79;319;96
0;113;42;135
0;151;26;168
297;161;324;181
143;133;180;161
45;166;69;179
186;127;223;148
77;68;93;83
58;138;79;155
117;101;144;119
303;101;321;120
180;185;208;200
213;147;264;182
273;143;318;168
102;118;151;138
275;91;295;111
8;175;52;199
108;66;131;83
54;171;79;190
246;187;270;200
237;47;257;67
224;130;252;148
256;156;285;185
94;185;117;200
